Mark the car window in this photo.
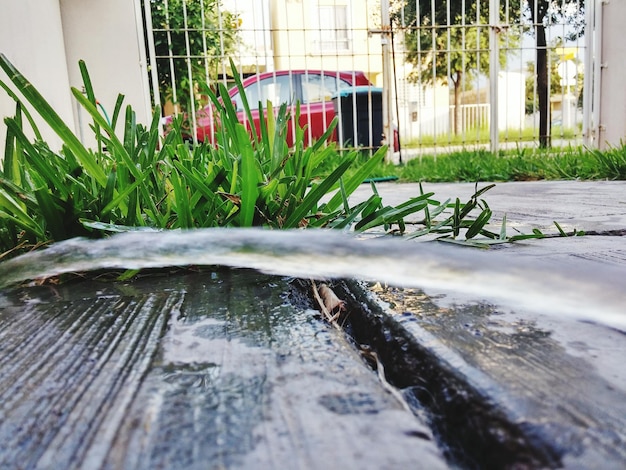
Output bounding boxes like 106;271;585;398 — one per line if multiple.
232;75;294;111
301;73;352;104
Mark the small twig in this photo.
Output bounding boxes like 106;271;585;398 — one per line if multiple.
360;346;412;413
310;282;414;415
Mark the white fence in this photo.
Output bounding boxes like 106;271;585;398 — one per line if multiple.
453;104;491;134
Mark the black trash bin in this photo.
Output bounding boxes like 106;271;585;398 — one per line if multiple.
332;86;383;149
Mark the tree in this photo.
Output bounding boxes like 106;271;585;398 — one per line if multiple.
525;60;560;115
396;1;586;145
395;1;516;135
526;0;585;147
525;42;584;118
150;0;240;113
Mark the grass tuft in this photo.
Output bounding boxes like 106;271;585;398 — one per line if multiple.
3;53;607;262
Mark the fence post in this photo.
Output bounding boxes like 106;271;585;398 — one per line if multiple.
142;0;162;133
582;0;596;148
489;0;500;154
381;0;393;163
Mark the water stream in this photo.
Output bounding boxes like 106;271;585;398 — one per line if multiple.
1;228;624;331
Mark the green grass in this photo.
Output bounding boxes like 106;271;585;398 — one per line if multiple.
401;125;579;148
398;146;626;182
5;54;617;263
2;55;527;260
0;55;381;255
327;145;626;184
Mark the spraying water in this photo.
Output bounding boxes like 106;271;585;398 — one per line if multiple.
0;228;624;331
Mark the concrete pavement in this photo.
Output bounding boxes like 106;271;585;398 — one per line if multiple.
353;179;626;235
346;179;626;468
1;179;625;468
352;179;626;269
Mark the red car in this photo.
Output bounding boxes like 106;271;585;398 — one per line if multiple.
166;70;397;150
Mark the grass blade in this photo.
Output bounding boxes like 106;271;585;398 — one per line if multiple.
284;154;356;228
324;147;385;212
237;124;260;226
0;53;107;187
465;207;492;239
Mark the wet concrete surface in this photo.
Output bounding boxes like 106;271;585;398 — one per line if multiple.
345;180;626;468
1;180;625;469
0;269;446;470
337;280;626;469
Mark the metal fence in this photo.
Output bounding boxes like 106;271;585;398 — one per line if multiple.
142;0;589;157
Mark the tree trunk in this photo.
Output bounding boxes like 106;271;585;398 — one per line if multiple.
453;71;462;135
529;0;551;148
536;23;550;148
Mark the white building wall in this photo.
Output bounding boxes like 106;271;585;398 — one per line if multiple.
0;0;151;153
224;0;274;73
60;0;152;142
497;72;524;132
0;0;74;150
598;0;626;148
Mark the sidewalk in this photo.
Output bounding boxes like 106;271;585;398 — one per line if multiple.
352;179;626;235
347;179;626;468
0;180;624;468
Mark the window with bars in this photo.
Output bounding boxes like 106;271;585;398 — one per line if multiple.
314;5;350;52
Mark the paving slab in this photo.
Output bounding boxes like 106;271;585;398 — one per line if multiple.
352;179;626;235
0;270;446;470
342;180;626;468
1;180;625;469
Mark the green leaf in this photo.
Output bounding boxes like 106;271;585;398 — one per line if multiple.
237;124;260;227
102;166;117;213
4;119;67;193
229;58;258;143
324;147;386;212
117;269;140;281
453;198;461;237
171;160;220;205
308;117;338;153
465;207;492;239
355;193;432;232
33;188;67;241
428;198;451;219
472;183;496;199
101;176;145;216
0;79;42;141
3;104;20;182
169;170;192;228
0;188;43;237
499;214;508;240
554;221;567;237
0;53;107;187
509;232;546;241
283;154;356;228
0;176;37;209
111;94;126;129
329;195;383;230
